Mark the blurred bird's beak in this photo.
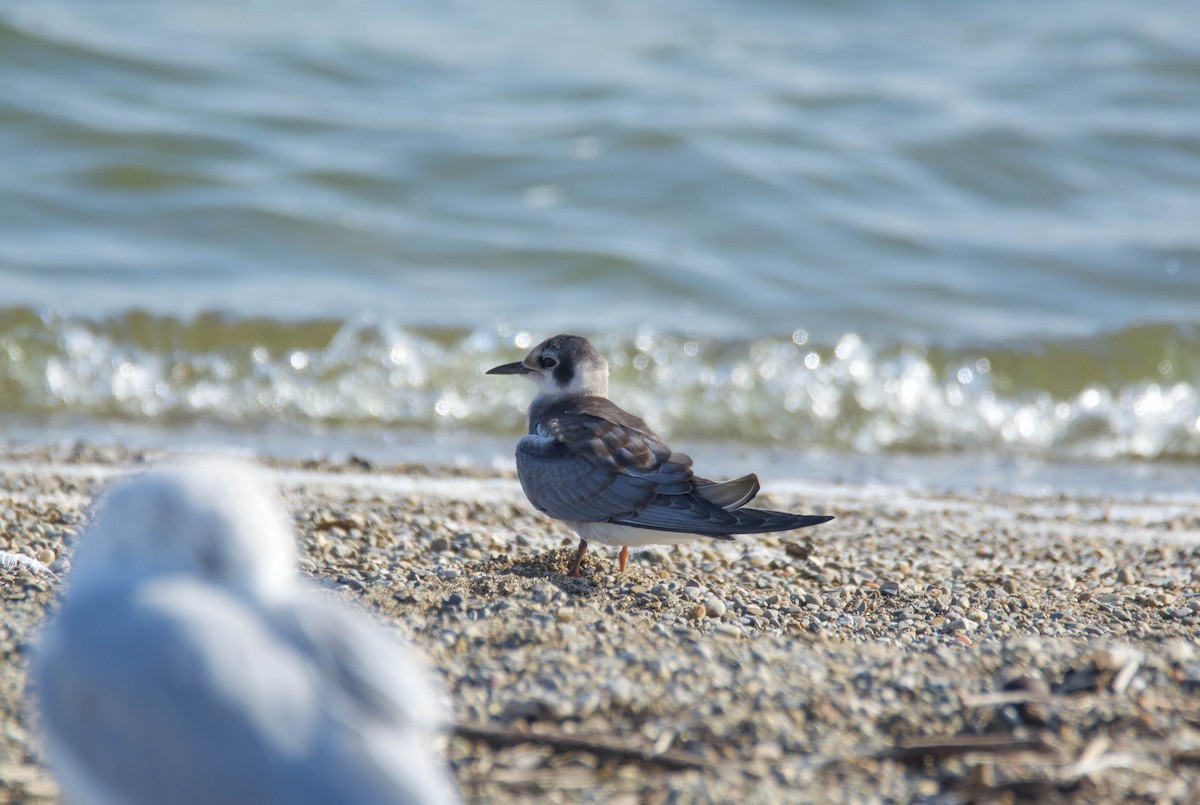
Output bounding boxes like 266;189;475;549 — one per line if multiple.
486;361;532;375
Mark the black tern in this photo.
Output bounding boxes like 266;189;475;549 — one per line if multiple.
487;334;833;577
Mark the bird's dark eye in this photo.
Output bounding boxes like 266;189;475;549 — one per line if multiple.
538;356;558;369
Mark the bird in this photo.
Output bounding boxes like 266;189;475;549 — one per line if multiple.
487;334;833;577
32;458;461;805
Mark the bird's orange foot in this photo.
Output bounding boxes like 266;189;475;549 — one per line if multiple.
618;545;629;573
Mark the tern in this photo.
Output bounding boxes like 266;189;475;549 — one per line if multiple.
487;334;833;577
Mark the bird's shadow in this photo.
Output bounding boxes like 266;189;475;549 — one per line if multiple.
465;545;675;603
480;547;597;597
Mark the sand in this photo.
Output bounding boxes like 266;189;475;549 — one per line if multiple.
1;443;1199;803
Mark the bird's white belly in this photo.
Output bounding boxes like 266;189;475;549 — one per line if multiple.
568;521;701;548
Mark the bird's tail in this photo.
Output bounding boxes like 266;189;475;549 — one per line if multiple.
722;507;833;534
612;490;833;536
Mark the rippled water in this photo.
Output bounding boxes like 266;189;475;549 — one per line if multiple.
2;0;1199;481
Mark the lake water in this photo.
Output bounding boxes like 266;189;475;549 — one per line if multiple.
2;0;1199;492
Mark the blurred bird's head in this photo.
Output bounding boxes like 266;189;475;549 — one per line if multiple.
69;458;298;603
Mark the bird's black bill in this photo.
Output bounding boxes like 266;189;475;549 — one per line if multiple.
486;361;532;375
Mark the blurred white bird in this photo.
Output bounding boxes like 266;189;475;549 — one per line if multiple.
33;458;460;805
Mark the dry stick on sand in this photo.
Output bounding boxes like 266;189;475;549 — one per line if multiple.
453;723;715;771
877;733;1057;761
456;722;1064;774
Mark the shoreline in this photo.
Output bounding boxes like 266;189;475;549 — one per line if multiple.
7;423;1200;502
1;445;1199;803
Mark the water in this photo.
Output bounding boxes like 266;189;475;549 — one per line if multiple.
2;0;1199;492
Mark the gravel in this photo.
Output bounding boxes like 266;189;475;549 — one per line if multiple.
1;445;1199;803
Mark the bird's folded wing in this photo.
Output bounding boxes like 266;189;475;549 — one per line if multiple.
608;491;744;535
37;580;455;805
535;398;690;481
35;582;331;804
517;397;698;523
516;435;664;521
279;596;448;732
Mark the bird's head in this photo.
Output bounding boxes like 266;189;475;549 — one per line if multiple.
486;334;609;399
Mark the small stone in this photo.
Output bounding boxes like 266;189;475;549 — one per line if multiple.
429;537;451;552
705;597;727;618
752;742;783;761
1165;640;1197;663
783;540;812;559
690;604;707;621
37;549;55;566
531;584;559;604
1091;646;1140;671
880;581;901;597
1118;567;1136;585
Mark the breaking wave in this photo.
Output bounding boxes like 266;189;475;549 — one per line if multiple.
2;307;1198;462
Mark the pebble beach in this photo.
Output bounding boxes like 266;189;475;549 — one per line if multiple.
2;444;1199;804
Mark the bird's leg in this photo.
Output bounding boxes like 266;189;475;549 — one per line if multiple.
567;539;588;577
618;545;629;573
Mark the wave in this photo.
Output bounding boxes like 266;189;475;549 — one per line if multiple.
2;307;1197;462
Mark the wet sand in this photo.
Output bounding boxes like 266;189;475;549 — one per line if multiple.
1;444;1199;803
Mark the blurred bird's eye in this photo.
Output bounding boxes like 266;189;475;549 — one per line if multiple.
538;356;558;369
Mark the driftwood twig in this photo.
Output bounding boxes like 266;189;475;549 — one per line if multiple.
881;733;1055;761
454;723;714;770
